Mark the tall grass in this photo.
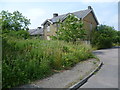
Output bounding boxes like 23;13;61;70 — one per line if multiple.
2;35;94;88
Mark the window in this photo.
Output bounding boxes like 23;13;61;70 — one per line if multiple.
90;23;92;31
47;25;50;32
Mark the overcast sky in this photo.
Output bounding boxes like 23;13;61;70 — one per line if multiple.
0;0;119;30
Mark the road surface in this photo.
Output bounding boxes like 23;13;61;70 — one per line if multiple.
81;47;118;88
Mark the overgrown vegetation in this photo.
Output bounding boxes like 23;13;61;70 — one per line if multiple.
2;33;94;88
1;10;30;31
113;30;120;46
2;10;119;89
2;30;30;39
51;14;87;43
1;11;94;88
91;25;119;49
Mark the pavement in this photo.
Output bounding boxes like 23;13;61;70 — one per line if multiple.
81;47;118;88
19;59;100;88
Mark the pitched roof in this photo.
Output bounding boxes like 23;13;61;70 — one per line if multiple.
42;8;99;25
51;9;91;23
28;28;43;35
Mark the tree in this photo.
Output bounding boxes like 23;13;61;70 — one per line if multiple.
52;14;87;43
117;31;120;44
112;30;120;45
1;10;31;31
91;24;117;49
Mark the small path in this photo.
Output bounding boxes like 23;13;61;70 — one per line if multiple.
81;47;118;88
19;59;100;88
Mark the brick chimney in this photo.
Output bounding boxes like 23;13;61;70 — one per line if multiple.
88;6;92;10
37;27;41;29
53;13;58;17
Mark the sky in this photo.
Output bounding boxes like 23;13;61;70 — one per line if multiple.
0;0;119;30
118;1;120;30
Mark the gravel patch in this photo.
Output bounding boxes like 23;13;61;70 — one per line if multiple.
19;59;100;88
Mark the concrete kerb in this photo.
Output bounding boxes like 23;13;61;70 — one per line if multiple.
69;61;103;90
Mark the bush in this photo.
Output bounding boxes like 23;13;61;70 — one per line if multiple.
1;10;30;31
2;30;30;39
91;25;116;49
51;14;87;43
2;34;94;88
112;31;120;46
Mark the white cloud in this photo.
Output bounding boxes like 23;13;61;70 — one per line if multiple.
23;8;46;29
109;14;118;30
98;13;118;30
25;8;45;20
0;6;46;29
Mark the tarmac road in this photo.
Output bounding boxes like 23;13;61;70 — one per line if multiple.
81;47;119;88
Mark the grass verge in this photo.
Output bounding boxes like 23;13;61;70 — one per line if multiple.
2;35;95;88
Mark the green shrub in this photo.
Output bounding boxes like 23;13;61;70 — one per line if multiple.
2;30;30;39
112;31;120;46
2;35;94;88
51;14;87;43
91;25;116;49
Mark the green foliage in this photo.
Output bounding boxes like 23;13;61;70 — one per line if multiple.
51;14;87;42
2;34;94;88
1;10;30;31
117;31;120;44
91;25;117;49
112;31;120;45
3;30;30;39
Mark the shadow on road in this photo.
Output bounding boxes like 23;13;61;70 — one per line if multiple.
92;51;105;55
92;46;119;56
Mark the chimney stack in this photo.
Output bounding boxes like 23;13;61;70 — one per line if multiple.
37;27;41;29
53;13;58;17
88;6;92;10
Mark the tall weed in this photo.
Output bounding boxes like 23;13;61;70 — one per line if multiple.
2;36;94;88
